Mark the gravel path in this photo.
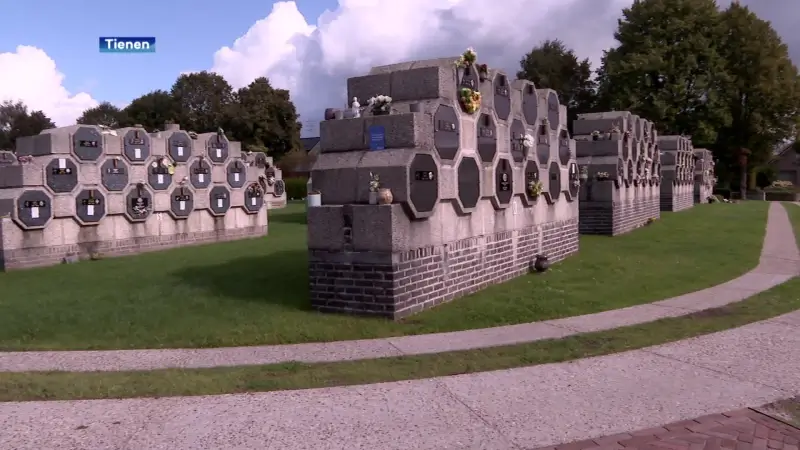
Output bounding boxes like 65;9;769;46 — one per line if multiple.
1;202;796;373
1;310;798;450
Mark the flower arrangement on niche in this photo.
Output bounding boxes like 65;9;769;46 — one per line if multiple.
455;47;482;114
579;165;589;182
595;171;611;181
368;95;392;115
610;125;621;135
369;172;380;192
591;130;601;140
521;134;534;149
527;179;543;198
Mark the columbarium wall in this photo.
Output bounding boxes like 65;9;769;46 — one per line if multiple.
657;135;695;211
693;148;715;203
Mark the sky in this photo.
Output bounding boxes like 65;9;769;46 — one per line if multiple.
0;0;797;138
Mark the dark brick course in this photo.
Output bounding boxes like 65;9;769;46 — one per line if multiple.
309;218;579;319
661;184;694;212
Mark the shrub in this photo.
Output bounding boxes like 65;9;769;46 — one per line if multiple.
284;177;308;199
764;180;795;191
713;187;731;199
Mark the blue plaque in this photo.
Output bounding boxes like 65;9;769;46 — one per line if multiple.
369;125;385;150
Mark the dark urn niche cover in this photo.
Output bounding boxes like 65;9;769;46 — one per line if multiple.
15;190;52;229
124;183;152;222
627;160;634;185
567;162;579;200
524;160;540;203
494;158;513;207
408;153;439;217
75;189;106;224
558;130;570;165
72;126;103;161
123;129;150;163
456;156;480;211
273;179;285;197
226;159;247;188
148;157;174;190
522;84;538;125
189;157;212;189
244;182;264;213
510;119;526;163
100;158;129;192
207;133;229;164
493;74;511;121
547;92;560;131
45;157;79;193
433;105;460;161
477;113;497;163
209;186;231;216
547;161;561;203
168;132;192;163
169;186;194;219
536;124;549;166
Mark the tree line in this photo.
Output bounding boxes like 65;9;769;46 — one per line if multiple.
2;0;797;190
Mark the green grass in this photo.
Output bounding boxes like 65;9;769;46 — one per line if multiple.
1;275;797;403
785;202;800;245
0;201;768;351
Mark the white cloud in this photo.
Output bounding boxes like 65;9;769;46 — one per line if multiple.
0;45;98;126
211;0;632;136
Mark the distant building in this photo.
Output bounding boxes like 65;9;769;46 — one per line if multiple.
768;141;799;184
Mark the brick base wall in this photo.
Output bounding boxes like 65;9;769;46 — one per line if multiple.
660;186;694;212
579;196;660;236
0;225;268;271
308;218;579;320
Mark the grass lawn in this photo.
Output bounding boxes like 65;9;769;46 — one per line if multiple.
1;273;797;402
0;201;769;351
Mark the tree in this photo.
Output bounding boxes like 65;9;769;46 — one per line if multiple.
123;90;179;131
595;0;729;146
0;100;55;150
517;39;597;130
77;102;129;127
227;77;302;160
714;2;800;193
170;71;235;133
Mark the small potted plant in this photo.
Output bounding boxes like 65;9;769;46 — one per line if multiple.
368;172;380;204
455;47;478;68
591;130;601;141
527;179;543;198
521;133;534;149
367;95;392;115
579;165;589;183
595;171;610;181
610;125;621;138
533;254;550;272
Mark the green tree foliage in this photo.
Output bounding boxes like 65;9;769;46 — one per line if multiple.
715;2;800;190
596;0;729;146
0;100;55;150
123;90;179;131
76;102;129;128
227;77;302;159
517;39;597;129
170;71;235;134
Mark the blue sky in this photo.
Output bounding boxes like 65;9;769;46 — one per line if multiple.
0;0;332;106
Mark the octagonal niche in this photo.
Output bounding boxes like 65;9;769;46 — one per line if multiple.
273;179;286;197
434;105;460;161
148;156;174;191
510;119;526;163
635;161;644;185
189;157;212;189
546;161;561;204
567;162;579;201
243;182;264;213
45;157;79;194
226;159;247;188
626;160;634;185
536;123;550;166
74;189;106;225
521;83;538;125
14;189;53;229
455;156;480;213
477;113;497;163
491;157;513;209
100;157;129;192
558;130;571;165
617;158;625;183
168;131;193;163
124;183;153;222
254;152;270;169
522;160;540;207
493;73;511;121
209;185;231;216
407;153;439;218
206;133;229;164
169;185;194;219
547;92;560;131
72;126;103;161
122;129;150;163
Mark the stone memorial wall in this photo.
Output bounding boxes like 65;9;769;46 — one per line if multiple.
0;123;282;270
307;53;580;319
573;112;661;235
656;135;695;211
693;148;715;203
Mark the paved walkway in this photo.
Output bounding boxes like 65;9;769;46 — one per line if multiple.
1;310;798;449
1;203;797;373
532;408;800;450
